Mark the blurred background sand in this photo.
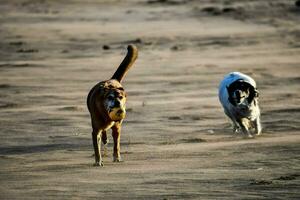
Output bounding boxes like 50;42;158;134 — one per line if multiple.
0;0;299;199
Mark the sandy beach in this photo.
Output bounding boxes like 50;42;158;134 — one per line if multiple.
0;0;300;199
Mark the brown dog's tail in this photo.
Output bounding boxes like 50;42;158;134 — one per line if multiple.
111;44;138;82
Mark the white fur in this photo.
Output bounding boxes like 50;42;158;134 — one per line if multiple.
219;72;261;137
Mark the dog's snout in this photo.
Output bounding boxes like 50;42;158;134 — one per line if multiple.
114;100;120;107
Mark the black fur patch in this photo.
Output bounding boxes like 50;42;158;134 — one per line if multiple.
227;79;258;106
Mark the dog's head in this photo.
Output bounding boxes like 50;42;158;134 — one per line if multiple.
102;80;127;121
227;79;259;109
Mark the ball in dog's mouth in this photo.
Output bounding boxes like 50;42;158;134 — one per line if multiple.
109;107;126;121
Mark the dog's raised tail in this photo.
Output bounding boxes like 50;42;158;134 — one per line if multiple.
111;44;138;82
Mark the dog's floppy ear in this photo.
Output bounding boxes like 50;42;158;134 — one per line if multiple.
226;86;230;92
254;88;259;97
227;86;236;106
247;86;258;104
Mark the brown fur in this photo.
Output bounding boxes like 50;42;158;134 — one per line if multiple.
87;45;138;166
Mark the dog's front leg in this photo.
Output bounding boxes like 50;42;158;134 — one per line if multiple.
92;129;103;166
237;118;252;138
230;116;240;134
112;123;122;162
224;109;239;133
253;116;262;135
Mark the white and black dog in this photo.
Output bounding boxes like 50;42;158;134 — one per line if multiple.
219;72;261;137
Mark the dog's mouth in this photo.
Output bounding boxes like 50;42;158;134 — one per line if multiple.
108;107;126;121
236;103;252;113
233;93;248;104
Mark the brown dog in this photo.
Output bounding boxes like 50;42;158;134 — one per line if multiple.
87;45;138;166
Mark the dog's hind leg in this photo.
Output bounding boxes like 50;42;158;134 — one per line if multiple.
102;130;108;145
92;129;103;166
112;123;122;162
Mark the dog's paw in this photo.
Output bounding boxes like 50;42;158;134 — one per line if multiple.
233;128;240;134
244;134;254;139
94;161;104;167
113;156;123;163
255;131;262;136
233;126;241;134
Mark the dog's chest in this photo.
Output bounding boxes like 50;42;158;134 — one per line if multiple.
233;108;251;118
232;104;259;120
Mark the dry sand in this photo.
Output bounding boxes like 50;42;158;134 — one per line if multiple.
0;0;300;199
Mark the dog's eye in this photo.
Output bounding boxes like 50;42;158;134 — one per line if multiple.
107;95;114;101
119;96;123;100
